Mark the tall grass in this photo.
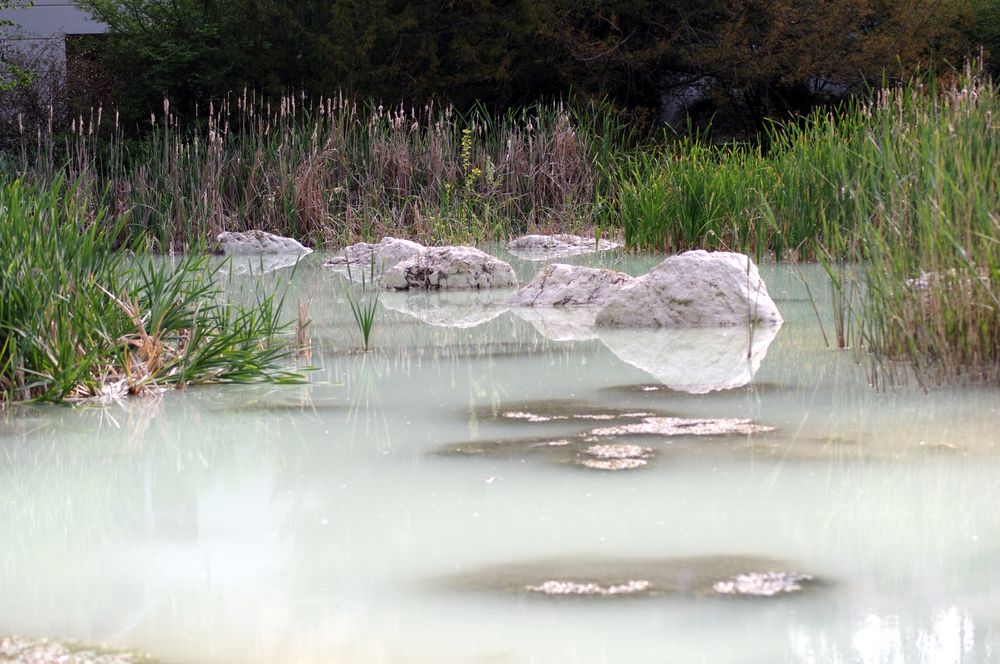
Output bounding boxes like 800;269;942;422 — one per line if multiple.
11;96;631;250
0;179;300;403
617;64;999;383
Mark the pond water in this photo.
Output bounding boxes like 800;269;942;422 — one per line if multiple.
2;249;1000;663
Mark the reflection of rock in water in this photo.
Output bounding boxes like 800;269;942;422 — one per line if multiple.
598;325;781;394
598;381;789;396
437;555;822;599
222;252;307;276
380;290;512;329
509;306;599;342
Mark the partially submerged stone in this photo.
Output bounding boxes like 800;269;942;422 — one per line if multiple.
508;234;621;261
324;237;425;276
586;416;774;439
382;246;517;290
215;230;311;255
712;572;813;597
510;263;633;307
595;250;782;327
434;435;655;472
579;443;653;471
0;636;153;664
476;399;657;425
381;290;511;328
597;325;781;394
438;555;822;599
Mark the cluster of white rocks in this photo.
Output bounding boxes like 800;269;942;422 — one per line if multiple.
217;231;784;391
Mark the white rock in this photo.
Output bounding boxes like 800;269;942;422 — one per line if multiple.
324;237;425;276
508;234;621;261
510;263;633;306
215;230;311;254
380;290;511;328
597;325;781;394
382;246;517;290
595;250;782;327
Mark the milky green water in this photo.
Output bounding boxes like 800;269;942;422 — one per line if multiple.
2;250;1000;664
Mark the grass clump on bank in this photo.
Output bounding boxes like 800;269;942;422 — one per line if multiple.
0;179;300;404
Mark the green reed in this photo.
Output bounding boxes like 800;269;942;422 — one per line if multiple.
343;257;381;352
0;178;301;404
10;96;630;251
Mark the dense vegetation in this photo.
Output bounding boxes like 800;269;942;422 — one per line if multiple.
70;0;997;131
0;179;300;403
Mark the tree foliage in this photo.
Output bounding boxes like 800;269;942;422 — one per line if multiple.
76;0;986;128
0;0;35;91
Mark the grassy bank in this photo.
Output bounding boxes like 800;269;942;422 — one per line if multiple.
0;179;300;404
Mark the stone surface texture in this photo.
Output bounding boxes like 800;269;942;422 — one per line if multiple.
510;263;633;307
507;234;621;260
382;246;517;290
215;230;311;255
324;237;425;275
595;250;782;327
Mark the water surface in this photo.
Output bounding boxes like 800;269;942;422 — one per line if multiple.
2;250;1000;663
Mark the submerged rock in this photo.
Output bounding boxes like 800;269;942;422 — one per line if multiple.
476;399;658;425
215;230;312;255
586;416;774;438
324;237;425;276
510;306;600;342
382;246;517;290
0;636;152;663
507;234;621;261
595;250;782;327
381;290;511;328
510;263;633;307
579;443;654;470
712;572;813;597
438;555;822;599
597;325;781;394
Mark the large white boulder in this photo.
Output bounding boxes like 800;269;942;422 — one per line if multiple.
324;237;424;276
510;263;633;307
507;234;621;261
596;250;782;327
215;230;311;255
382;246;517;290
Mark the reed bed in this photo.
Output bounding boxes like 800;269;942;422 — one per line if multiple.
9;96;629;250
0;179;300;404
5;69;998;384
